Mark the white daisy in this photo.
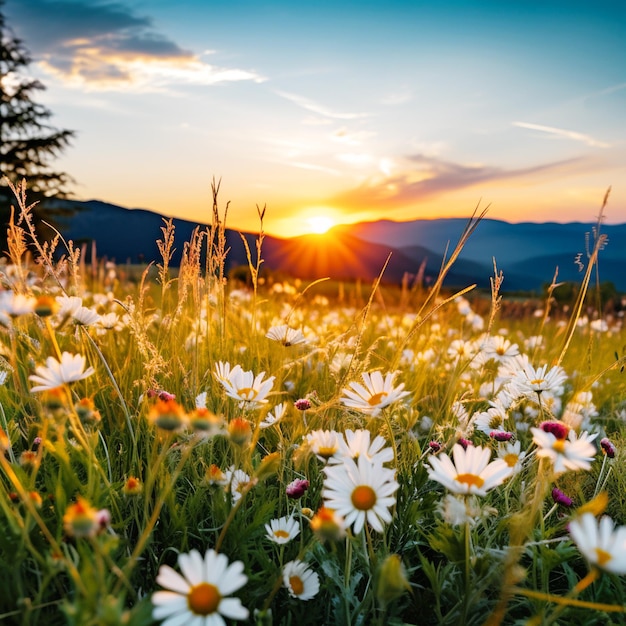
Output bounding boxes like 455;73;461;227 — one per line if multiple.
217;366;275;410
265;515;300;544
29;352;95;393
224;467;254;504
531;426;597;475
497;440;526;475
0;290;36;316
340;371;409;417
427;443;513;496
322;456;399;534
266;324;307;346
152;548;249;625
333;429;394;465
260;403;287;429
508;363;567;401
282;560;320;601
72;306;101;326
569;513;626;574
305;429;341;462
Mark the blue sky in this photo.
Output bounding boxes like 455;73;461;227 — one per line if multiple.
5;0;625;236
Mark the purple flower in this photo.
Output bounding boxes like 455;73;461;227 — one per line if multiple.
295;398;312;411
428;441;442;453
286;478;310;499
158;390;176;402
600;437;616;458
551;487;573;508
457;437;473;450
540;421;569;440
490;431;513;442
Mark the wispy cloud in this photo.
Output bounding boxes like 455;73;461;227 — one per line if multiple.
8;0;264;91
513;121;610;148
275;90;369;120
331;154;588;209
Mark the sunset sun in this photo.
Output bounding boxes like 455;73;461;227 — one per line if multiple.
306;215;335;234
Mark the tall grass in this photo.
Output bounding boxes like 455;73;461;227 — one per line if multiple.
0;179;625;625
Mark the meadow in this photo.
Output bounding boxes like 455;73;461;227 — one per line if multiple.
1;180;625;625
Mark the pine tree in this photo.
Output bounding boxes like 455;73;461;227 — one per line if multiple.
0;0;75;212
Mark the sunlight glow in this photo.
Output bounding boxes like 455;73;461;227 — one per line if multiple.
306;215;335;234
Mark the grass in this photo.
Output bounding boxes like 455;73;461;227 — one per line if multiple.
0;180;625;625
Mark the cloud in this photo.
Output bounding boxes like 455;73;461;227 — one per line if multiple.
513;121;610;148
7;0;264;90
330;154;588;210
275;90;369;120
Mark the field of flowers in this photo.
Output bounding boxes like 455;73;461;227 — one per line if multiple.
1;181;626;625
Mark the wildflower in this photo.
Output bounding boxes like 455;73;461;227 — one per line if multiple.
457;437;473;449
55;295;83;318
310;506;346;541
75;398;101;425
207;464;228;486
294;398;312;411
335;428;394;465
72;305;101;326
27;491;43;508
497;440;526;475
427;443;513;496
480;335;519;364
286;478;309;499
551;487;573;508
19;450;38;468
490;431;513;442
322;456;399;534
473;402;509;435
600;437;616;458
63;497;100;538
266;324;307;346
305;429;341;462
152;549;249;624
569;513;626;574
376;554;411;605
531;426;597;475
34;295;58;317
227;417;252;446
148;399;187;431
0;290;36;316
123;476;143;496
282;560;320;601
438;493;486;526
428;441;442;453
224;467;255;503
260;403;287;429
218;366;275;409
188;408;224;437
29;352;95;393
508;363;567;400
340;370;409;417
265;515;300;544
214;361;242;385
540;420;570;440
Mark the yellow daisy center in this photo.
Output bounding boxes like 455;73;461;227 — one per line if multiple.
274;529;290;539
455;473;485;488
239;387;258;400
351;485;377;510
552;440;566;454
289;575;304;596
503;453;519;468
595;547;612;567
187;582;221;616
317;446;337;458
530;378;545;386
368;391;388;406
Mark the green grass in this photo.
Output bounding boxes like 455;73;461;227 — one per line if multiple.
0;180;625;625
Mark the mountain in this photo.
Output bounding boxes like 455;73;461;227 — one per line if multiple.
26;199;626;292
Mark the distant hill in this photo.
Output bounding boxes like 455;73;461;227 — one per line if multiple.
18;199;626;292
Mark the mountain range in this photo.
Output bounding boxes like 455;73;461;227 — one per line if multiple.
40;199;626;292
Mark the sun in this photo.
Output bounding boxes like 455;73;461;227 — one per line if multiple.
306;215;335;234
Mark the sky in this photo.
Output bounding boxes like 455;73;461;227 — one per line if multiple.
4;0;626;238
